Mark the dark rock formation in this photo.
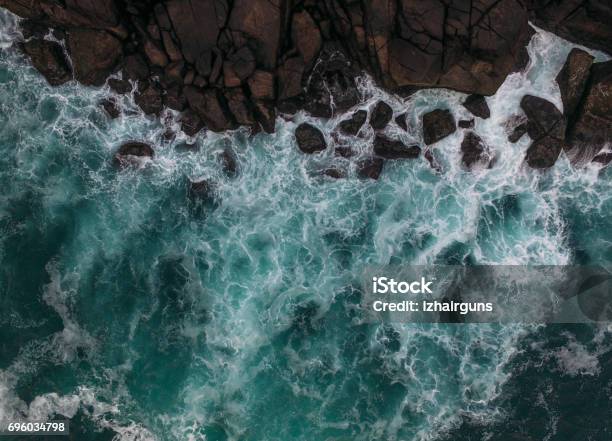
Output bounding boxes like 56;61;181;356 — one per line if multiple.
2;0;545;137
566;61;612;162
462;95;490;119
458;119;474;129
593;152;612;166
67;29;122;86
180;110;204;137
528;0;612;56
556;48;594;117
373;135;420;159
100;97;120;118
322;168;346;179
520;95;566;168
338;110;367;136
295;123;326;154
220;148;238;178
357;157;384;180
334;146;354;158
395;113;408;131
135;82;163;115
3;0;610;142
369;101;393;130
461;132;490;169
423;109;456;145
20;39;71;86
113;141;154;167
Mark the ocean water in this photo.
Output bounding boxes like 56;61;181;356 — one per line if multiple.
0;9;611;441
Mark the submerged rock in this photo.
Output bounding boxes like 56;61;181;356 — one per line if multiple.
373;135;420;159
461;132;490;169
100;97;120;118
220;148;238;178
322;168;347;179
338;110;367;136
458;119;474;129
21;39;71;86
462;95;490;119
422;109;456;145
188;178;217;205
357;157;384;180
369;101;393;130
113;141;154;167
295;123;326;154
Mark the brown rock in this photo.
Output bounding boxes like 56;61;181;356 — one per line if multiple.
108;78;131;94
228;46;256;81
143;38;169;67
422;109;456;145
135;82;163;115
67;29;122;86
164;85;187;111
295;123;326;154
21;39;71;86
161;30;183;62
184;86;235;132
292;10;322;66
252;100;276;133
556;48;594;117
248;70;275;100
123;54;149;81
228;0;280;69
335;146;354;158
181;110;205;136
520;95;566;140
224;88;255;126
278;57;304;101
458;119;474;129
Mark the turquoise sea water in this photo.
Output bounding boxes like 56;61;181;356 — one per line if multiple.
0;10;611;441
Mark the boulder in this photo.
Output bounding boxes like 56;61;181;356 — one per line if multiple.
505;114;529;143
566;61;612;161
462;95;490;119
184;86;235;132
373;135;420;159
163;85;187;111
100;97;120;118
592;152;612;166
135;82;163;115
458;119;474;129
369;101;393;130
228;0;280;69
520;95;566;140
123;54;149;81
338;110;367;136
530;0;612;56
292;10;322;66
277;57;305;101
224;88;255;126
220;148;238;177
248;70;275;100
334;146;354;158
113;141;154;167
108;78;132;94
304;50;360;118
556;48;594;117
357;157;384;180
67;29;122;86
143;38;169;67
252;100;276;133
422;109;456;145
180;110;205;137
295;123;326;154
165;0;226;64
461;132;490;169
395;113;408;131
524;136;564;169
21;39;72;86
226;46;256;82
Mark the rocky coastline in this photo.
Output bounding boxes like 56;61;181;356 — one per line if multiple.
1;0;611;176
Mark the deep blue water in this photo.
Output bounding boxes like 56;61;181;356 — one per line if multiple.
0;10;611;441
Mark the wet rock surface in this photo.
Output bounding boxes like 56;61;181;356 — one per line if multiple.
295;123;326;154
423;109;456;145
373;135;420;159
